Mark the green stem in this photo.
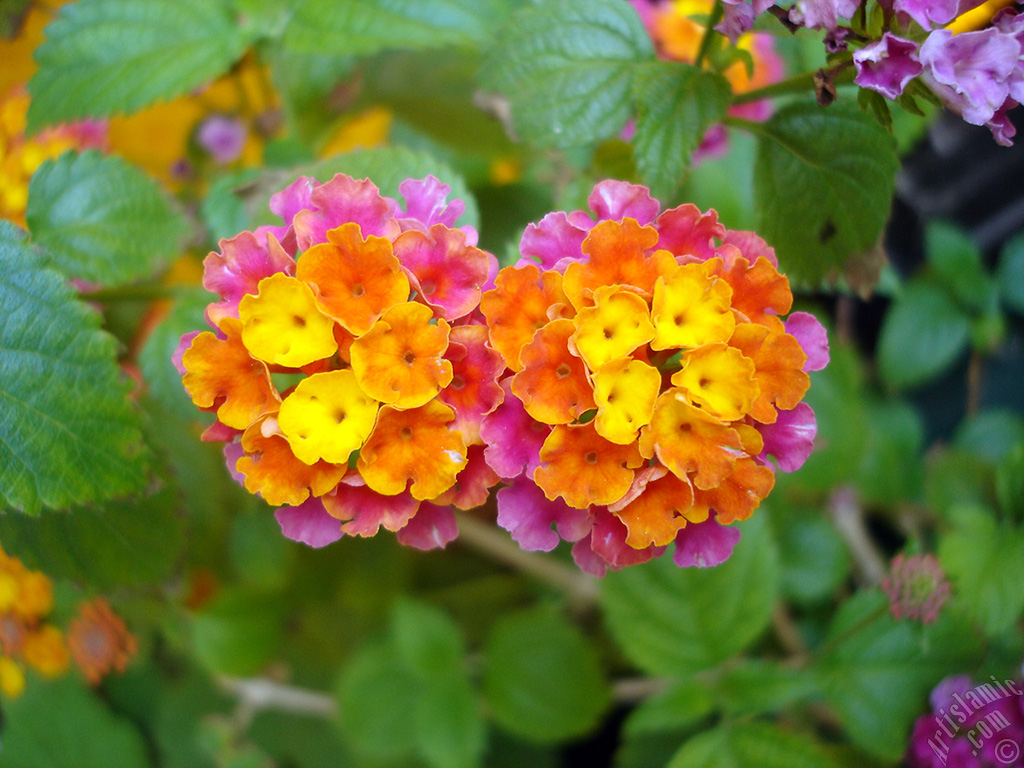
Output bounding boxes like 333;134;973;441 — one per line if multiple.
694;0;724;68
730;64;856;106
84;284;195;303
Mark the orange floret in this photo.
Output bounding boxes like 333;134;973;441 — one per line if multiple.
350;301;453;409
480;264;570;372
21;625;70;678
693;456;775;524
296;222;410;335
608;467;700;548
67;599;137;685
650;261;735;350
357;401;468;500
713;256;792;327
671;342;759;421
182;317;279;429
236;419;346;506
591;357;661;445
239;273;338;367
571;286;655;370
639;390;744;490
512;318;595;425
563;219;678;309
13;571;52;620
277;369;379;465
729;323;810;424
534;422;642;509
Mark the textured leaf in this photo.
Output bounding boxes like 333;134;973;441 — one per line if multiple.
28;0;249;129
622;678;713;735
855;400;924;504
601;514;778;676
484;605;609;743
0;223;148;515
715;660;820;715
27;151;187;286
480;0;653;148
668;721;835;768
818;590;984;760
282;0;507;55
0;487;184;588
632;62;731;201
752;101;899;280
877;280;970;390
939;505;1024;635
3;677;150;768
925;220;993;311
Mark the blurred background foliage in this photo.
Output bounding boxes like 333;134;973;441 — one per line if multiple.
1;0;1023;766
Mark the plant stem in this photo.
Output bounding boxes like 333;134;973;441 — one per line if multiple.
730;64;856;106
829;486;887;585
218;676;337;726
695;0;725;68
455;512;599;611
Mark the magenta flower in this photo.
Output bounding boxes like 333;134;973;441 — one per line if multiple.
196;116;248;164
789;0;861;30
894;0;988;30
854;33;925;100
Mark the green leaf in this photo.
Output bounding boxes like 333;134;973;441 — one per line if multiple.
925;220;994;311
752;101;899;280
229;504;293;588
939;504;1024;635
335;641;420;761
0;487;184;588
3;677;150;768
622;678;713;735
776;509;851;605
389;600;484;768
855;400;924;505
0;223;149;515
817;590;984;760
924;448;993;519
954;409;1024;464
484;605;609;743
998;231;1024;314
28;0;249;129
26;151;187;286
877;280;971;390
480;0;653;148
202;169;263;243
601;514;778;676
191;588;286;676
282;0;507;56
715;660;820;716
995;441;1024;522
668;721;836;768
632;62;732;201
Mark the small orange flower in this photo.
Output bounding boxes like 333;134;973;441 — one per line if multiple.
608;467;701;548
534;422;642;508
713;256;792;327
693;457;775;524
729;323;809;424
639;390;744;490
350;301;453;409
182;317;279;429
480;264;571;372
357;401;468;500
21;625;70;678
563;219;678;309
296;223;410;335
512;318;595;425
236;419;347;506
67;599;137;685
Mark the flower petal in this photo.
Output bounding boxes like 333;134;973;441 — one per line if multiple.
239;273;338;367
274;497;344;548
512;318;595;425
534;422;641;508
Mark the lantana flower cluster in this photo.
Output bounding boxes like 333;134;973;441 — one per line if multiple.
715;0;1023;145
480;181;828;575
178;175;827;574
178;174;502;550
0;544;70;698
